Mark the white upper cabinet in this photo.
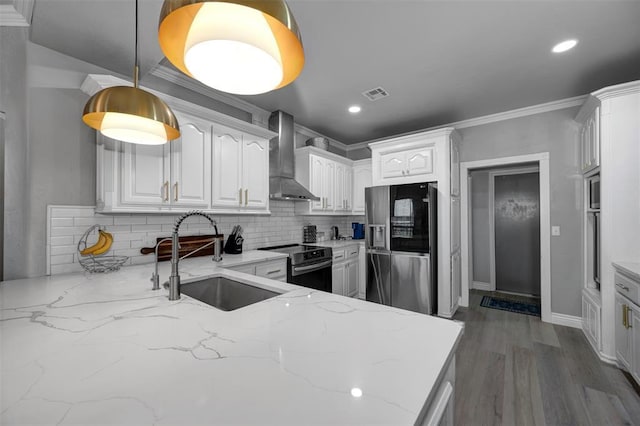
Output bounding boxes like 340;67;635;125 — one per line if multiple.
405;147;434;177
352;159;372;215
121;143;168;206
170;114;211;208
578;106;600;174
212;125;243;208
95;98;274;214
120;113;211;209
295;147;355;216
242;136;269;210
380;152;406;179
212;124;269;212
450;136;460;196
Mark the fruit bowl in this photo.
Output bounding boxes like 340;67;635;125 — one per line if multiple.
77;225;129;273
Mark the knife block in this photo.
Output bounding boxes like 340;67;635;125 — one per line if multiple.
224;235;243;254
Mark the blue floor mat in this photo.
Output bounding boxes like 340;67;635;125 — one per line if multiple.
480;295;541;317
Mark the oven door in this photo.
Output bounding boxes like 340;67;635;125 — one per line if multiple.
288;259;332;292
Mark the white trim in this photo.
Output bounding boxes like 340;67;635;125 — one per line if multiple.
461;152;552;323
150;64;271;127
358;95;588;151
488;166;540;292
150;65;353;153
472;281;491;291
81;74;277;140
551;313;582;329
0;0;34;26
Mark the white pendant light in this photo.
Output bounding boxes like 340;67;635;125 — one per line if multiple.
158;0;305;95
83;0;180;145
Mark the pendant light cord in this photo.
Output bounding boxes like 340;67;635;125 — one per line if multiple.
133;0;139;88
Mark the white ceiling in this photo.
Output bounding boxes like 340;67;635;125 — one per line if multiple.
29;0;640;144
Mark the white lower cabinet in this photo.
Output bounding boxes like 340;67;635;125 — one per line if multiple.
419;357;455;426
331;245;360;297
226;258;287;282
614;270;640;385
582;289;602;353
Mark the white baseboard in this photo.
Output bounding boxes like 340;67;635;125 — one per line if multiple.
472;281;491;291
551;312;582;329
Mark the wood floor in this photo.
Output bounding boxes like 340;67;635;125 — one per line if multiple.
453;290;640;426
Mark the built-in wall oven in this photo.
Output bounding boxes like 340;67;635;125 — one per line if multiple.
258;244;332;292
588;175;600;209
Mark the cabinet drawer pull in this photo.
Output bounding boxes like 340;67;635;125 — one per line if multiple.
245;189;248;206
335;255;344;260
163;181;169;201
239;188;243;205
616;282;630;291
267;269;282;275
174;182;178;201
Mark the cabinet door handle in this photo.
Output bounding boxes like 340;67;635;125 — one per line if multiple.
616;282;630;292
239;188;243;205
163;181;169;201
174;182;178;202
623;305;628;328
627;305;633;329
245;189;248;206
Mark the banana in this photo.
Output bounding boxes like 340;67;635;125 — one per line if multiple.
80;231;108;256
91;231;113;256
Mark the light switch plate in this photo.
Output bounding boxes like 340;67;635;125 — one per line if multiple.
552;226;560;236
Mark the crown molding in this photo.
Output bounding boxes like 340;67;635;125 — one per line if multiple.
592;80;640;100
81;74;276;139
0;0;34;26
293;122;349;152
353;94;588;150
150;64;272;127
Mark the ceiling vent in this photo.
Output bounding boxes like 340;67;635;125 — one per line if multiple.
362;86;389;101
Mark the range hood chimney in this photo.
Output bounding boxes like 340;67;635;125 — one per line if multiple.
268;110;320;201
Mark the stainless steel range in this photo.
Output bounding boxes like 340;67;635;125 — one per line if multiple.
258;244;332;292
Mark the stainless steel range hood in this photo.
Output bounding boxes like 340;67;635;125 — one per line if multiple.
268;110;320;201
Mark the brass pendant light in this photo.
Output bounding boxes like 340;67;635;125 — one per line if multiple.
83;0;180;145
158;0;305;95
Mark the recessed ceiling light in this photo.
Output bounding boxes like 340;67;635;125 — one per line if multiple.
552;39;578;53
348;105;361;114
350;387;363;398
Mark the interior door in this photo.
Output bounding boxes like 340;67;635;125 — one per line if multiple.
494;172;540;296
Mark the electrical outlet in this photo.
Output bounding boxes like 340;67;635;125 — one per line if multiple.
552;226;561;236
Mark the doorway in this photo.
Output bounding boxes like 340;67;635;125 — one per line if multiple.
460;153;551;322
491;168;540;297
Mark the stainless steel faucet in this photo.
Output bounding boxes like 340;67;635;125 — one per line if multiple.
168;211;218;301
150;237;172;291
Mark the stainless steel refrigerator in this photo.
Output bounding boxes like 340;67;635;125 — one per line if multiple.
365;183;438;314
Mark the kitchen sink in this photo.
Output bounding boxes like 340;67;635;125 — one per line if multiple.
181;276;280;311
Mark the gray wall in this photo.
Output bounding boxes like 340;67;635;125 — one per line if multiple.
470;170;490;283
1;27;29;280
459;107;583;316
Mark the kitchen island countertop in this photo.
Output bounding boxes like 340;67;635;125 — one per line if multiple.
1;252;462;425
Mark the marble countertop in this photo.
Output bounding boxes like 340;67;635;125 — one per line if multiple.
1;251;463;425
613;261;640;282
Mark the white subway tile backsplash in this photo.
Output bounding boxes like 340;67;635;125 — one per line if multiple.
47;202;364;276
50;235;74;246
114;216;147;225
